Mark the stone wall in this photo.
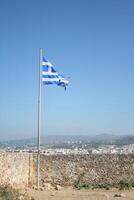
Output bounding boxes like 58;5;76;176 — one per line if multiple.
0;153;35;188
0;153;134;188
39;154;134;186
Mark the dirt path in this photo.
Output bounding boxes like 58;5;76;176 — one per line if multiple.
28;188;134;200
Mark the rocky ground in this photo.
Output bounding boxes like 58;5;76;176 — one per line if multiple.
28;188;134;200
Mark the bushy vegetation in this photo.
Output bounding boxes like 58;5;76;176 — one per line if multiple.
74;173;85;189
0;186;33;200
77;184;90;190
92;183;111;190
74;177;134;191
118;180;132;190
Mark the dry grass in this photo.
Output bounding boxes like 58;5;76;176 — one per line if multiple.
0;186;32;200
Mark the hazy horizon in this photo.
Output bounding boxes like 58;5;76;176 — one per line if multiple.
0;132;133;142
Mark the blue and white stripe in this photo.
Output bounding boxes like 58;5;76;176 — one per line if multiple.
42;57;69;89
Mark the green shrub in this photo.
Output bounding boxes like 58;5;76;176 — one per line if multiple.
74;179;134;190
118;180;131;190
78;184;90;190
74;173;85;189
131;182;134;187
92;183;110;190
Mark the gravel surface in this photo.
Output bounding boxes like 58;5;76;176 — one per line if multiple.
28;188;134;200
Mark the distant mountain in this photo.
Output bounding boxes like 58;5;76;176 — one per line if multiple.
115;135;134;145
0;134;134;148
89;134;134;145
90;133;121;144
0;135;92;146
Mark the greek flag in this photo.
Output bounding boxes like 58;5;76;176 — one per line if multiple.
42;57;69;90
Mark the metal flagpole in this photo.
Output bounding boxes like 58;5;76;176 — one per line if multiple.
37;48;43;189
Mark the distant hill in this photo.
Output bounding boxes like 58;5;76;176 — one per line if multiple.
90;134;134;145
0;135;92;145
115;135;134;145
90;133;121;144
0;134;134;148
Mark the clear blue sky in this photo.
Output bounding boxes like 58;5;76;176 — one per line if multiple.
0;0;134;140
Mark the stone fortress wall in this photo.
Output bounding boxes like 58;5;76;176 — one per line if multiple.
39;154;134;187
0;153;34;188
0;153;134;188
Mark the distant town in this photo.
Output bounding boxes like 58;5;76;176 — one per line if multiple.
0;134;134;155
